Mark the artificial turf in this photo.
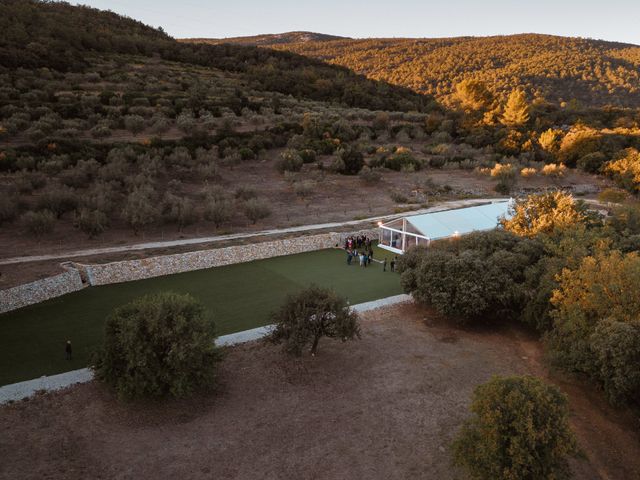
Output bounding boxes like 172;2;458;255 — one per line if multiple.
0;246;402;386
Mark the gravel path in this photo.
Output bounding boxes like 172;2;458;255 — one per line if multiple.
0;199;505;265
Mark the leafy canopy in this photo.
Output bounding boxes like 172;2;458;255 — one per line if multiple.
452;375;578;480
93;292;221;399
270;285;360;355
501;191;587;237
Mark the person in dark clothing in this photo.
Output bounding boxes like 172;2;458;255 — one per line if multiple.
65;340;72;360
347;251;353;265
390;257;396;272
383;257;388;272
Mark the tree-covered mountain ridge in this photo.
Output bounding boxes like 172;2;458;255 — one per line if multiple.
189;33;640;108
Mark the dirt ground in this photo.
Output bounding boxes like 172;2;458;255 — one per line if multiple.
1;304;638;480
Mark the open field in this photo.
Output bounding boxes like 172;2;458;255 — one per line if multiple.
2;304;638;479
0;246;400;386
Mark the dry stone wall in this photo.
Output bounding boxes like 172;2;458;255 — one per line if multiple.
0;230;378;313
77;229;378;286
0;267;84;314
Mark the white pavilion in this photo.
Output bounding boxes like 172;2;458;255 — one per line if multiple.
378;200;513;254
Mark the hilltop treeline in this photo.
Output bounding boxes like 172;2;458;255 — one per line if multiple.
0;0;434;112
223;34;640;108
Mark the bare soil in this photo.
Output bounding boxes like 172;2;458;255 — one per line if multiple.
1;304;637;480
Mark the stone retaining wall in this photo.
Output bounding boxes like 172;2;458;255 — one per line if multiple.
0;267;84;314
76;229;378;286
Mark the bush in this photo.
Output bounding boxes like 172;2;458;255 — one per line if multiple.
520;167;537;178
74;208;109;238
204;196;232;227
398;230;543;323
0;194;19;225
162;194;198;230
597;188;628;204
293;180;315;198
123;114;145;134
547;249;640;389
591;319;640;406
337;146;364;175
604;148;640;192
36;185;79;218
238;147;255;161
243;198;272;224
298;148;316;164
358;165;382;184
541;163;567;178
22;209;55;237
384;150;422;171
270;285;360;355
577;152;606;173
501;192;586;237
122;185;160;233
92;292;221;399
276;150;303;173
452;375;578;480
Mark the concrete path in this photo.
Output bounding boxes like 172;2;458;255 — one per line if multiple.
0;294;413;404
0;198;506;266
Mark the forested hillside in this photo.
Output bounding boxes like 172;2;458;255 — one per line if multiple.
0;1;431;112
194;34;640;108
185;32;348;46
2;0;640;283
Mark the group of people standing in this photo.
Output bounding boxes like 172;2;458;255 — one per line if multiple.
343;234;397;272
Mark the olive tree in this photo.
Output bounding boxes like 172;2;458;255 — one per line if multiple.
243;198;271;224
270;285;360;355
92;292;221;399
452;375;578;480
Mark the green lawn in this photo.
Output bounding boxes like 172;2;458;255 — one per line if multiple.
0;246;401;386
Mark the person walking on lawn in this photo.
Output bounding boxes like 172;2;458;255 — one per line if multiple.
390;256;396;272
383;257;388;272
65;340;72;360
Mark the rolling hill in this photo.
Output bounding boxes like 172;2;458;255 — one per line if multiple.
191;33;640;108
184;31;349;46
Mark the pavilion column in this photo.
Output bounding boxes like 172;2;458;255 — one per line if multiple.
402;218;407;252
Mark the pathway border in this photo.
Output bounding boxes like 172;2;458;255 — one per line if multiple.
0;294;413;404
0;198;504;266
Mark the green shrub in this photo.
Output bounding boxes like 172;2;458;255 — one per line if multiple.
92;292;221;399
384;151;422;171
337;146;364;175
122;184;160;233
577;152;606;173
243;198;272;224
298;148;316;164
591;319;640;406
204;196;232;227
270;285;360;355
276;150;303;173
452;375;578;480
74;207;109;238
398;230;543;323
162;194;198;230
123;114;145;134
358;165;382;183
547;249;640;377
36;185;79;218
22;209;55;237
0;194;19;225
389;190;408;203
